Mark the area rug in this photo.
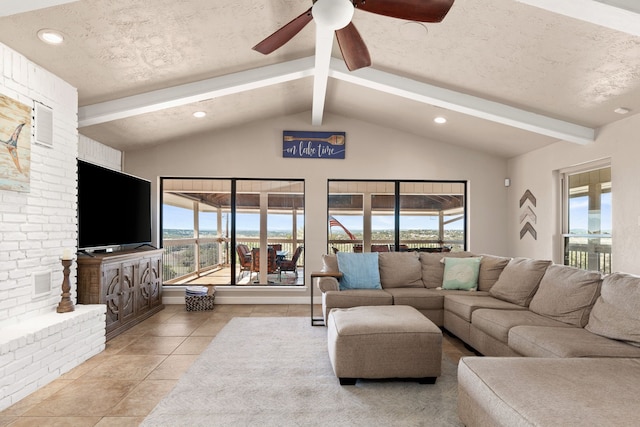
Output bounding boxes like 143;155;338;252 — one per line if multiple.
141;317;463;427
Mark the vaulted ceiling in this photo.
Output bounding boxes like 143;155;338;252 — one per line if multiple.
0;0;639;158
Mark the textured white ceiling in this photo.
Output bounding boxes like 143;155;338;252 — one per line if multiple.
0;0;639;158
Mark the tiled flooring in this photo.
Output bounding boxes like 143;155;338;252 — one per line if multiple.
0;304;475;427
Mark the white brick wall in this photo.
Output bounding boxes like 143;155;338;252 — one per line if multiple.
78;134;122;171
0;42;78;328
0;305;106;411
0;42;108;412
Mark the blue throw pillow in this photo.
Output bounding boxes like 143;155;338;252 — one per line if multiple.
442;257;482;290
336;252;382;290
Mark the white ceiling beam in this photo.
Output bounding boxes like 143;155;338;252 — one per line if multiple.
79;54;595;145
311;27;335;126
78;57;315;127
515;0;640;36
328;58;595;144
0;0;79;17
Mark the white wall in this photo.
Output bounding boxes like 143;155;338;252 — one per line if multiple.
125;111;510;302
507;113;640;274
0;43;78;328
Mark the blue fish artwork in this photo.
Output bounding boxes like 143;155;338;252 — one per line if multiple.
0;93;32;192
1;123;25;173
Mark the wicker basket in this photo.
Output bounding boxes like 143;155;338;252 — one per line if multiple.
185;292;215;311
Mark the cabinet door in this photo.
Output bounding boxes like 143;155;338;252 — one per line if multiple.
137;255;163;314
137;258;152;315
104;263;122;330
120;261;137;325
148;255;162;308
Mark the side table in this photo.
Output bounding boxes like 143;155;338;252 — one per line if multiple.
310;271;342;326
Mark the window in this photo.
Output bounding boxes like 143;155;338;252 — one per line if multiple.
328;180;467;253
161;178;304;286
562;164;611;273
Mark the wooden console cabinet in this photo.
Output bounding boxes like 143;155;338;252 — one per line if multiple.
76;248;164;340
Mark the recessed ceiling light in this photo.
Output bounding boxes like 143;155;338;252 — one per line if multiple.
434;116;447;124
37;29;64;45
614;107;630;115
400;22;428;40
193;111;206;118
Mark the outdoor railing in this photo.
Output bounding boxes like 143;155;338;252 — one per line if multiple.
162;237;303;284
564;235;612;274
328;240;464;253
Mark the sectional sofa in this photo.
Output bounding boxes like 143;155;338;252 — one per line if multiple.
315;251;640;426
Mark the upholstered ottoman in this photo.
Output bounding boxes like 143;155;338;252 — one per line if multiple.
327;305;442;385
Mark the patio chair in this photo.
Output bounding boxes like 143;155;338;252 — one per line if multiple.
236;244;252;281
279;246;303;277
250;247;279;282
371;244;390;252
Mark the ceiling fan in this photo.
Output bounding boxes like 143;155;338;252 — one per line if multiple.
252;0;455;71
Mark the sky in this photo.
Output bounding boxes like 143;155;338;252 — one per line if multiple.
569;193;612;232
163;192;611;233
163;205;460;231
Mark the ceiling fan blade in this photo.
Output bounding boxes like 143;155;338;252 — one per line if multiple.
253;7;314;54
335;22;371;71
354;0;455;23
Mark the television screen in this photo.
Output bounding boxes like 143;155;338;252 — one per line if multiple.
77;160;152;250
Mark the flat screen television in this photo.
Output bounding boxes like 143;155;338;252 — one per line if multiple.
77;160;152;251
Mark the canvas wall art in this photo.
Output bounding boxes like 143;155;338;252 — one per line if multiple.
0;94;31;192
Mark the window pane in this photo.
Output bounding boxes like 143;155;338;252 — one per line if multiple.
564;167;611;273
162;178;304;287
328;180;467;254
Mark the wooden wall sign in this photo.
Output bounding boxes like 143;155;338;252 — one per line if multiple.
282;130;346;159
519;189;537;240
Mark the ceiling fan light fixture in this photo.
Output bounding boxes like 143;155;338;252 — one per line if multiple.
312;0;354;30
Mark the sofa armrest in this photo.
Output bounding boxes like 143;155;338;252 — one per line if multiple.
311;271;342;292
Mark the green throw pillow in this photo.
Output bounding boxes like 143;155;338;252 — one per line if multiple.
442;257;482;291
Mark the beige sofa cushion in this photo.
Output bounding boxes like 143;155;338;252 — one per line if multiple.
420;251;475;288
472;308;572;343
444;294;524;322
321;254;339;272
458;357;640;427
489;257;551;306
509;326;640;358
477;254;511;292
586;272;640;347
529;264;603;327
378;251;423;288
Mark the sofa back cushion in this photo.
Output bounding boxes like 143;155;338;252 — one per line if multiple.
336;252;382;290
529;264;603;327
321;254;339;273
489;257;551;306
378;251;423;288
586;272;640;347
420;251;476;288
477;254;511;292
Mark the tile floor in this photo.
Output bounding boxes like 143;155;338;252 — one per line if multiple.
0;304;475;427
